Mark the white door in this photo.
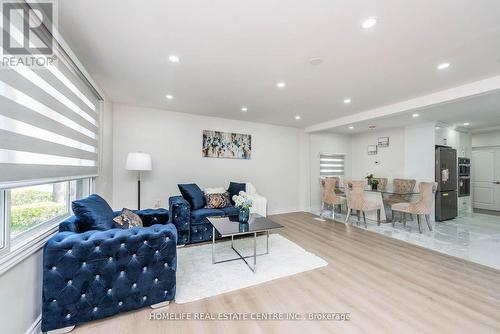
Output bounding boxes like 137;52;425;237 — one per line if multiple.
472;148;500;211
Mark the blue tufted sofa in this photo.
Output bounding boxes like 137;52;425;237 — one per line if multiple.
169;196;239;244
41;209;177;333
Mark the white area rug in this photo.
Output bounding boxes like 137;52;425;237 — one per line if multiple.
175;234;328;303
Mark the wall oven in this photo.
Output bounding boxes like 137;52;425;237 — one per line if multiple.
458;157;470;177
458;157;470;197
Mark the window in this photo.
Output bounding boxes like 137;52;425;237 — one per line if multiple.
9;182;69;239
0;178;92;270
320;153;345;182
0;6;102;268
70;178;92;202
4;178;91;246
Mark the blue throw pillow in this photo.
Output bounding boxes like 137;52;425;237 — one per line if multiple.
228;182;246;204
72;194;115;231
178;184;206;210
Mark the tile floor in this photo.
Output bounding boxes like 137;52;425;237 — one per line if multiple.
319;210;500;270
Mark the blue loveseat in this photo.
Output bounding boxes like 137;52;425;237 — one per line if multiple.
169;182;265;245
41;208;177;333
169;196;239;244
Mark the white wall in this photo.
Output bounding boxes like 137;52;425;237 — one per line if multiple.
348;124;436;185
472;131;500;147
405;123;436;184
350;128;406;180
298;131;311;212
0;250;43;334
308;132;352;213
112;104;307;214
404;123;436;219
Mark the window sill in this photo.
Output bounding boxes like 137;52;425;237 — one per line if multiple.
0;222;59;276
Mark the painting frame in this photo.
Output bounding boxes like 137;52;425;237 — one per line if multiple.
202;130;252;160
378;136;389;148
367;145;378;155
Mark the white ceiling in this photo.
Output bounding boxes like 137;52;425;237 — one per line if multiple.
325;90;500;134
58;0;500;128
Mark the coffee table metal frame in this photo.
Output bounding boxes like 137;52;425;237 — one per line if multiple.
211;228;271;273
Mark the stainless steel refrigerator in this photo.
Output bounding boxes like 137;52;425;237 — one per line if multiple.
435;146;458;221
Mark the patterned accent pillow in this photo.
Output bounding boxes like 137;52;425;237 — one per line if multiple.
113;208;143;229
205;192;231;209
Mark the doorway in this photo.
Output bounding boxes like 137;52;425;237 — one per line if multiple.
472;148;500;212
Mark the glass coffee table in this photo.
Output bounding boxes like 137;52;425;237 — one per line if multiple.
208;214;283;273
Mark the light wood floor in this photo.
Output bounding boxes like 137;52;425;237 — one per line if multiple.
74;212;500;334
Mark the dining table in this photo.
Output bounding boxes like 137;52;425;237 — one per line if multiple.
336;186;420;222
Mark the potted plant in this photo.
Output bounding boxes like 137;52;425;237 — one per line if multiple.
370;178;379;191
365;173;374;186
232;191;253;223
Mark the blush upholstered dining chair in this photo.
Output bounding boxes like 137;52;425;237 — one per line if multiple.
391;182;437;233
344;180;381;228
320;177;346;220
386;179;416;203
374;178;388;191
384;178;416;221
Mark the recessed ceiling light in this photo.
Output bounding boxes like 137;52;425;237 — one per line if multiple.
463;122;470;126
412;113;420;118
241;107;248;112
309;57;323;66
437;62;450;70
276;82;286;88
165;94;173;100
435;126;441;130
349;126;354;130
295;115;301;120
362;17;377;29
168;55;180;63
344;98;351;104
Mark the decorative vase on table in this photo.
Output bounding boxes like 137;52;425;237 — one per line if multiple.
238;207;250;223
239;222;249;232
232;191;254;223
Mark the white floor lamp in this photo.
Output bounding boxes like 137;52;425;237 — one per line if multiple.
126;152;152;210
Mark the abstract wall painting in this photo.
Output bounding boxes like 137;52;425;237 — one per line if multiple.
202;130;252;159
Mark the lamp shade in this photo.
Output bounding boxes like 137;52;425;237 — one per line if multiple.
126;152;152;171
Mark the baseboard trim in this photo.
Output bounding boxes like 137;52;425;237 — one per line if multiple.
268;208;307;215
26;314;41;334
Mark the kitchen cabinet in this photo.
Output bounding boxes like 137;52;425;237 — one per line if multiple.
458;196;472;214
457;132;472;158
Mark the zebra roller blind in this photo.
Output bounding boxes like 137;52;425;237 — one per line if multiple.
320;153;345;177
0;10;102;187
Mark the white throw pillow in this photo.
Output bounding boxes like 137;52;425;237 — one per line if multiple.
204;187;226;194
246;182;257;195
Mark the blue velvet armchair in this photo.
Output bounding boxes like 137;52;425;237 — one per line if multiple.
41;209;177;333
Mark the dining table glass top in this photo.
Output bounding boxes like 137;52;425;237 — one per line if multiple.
336;186;419;195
